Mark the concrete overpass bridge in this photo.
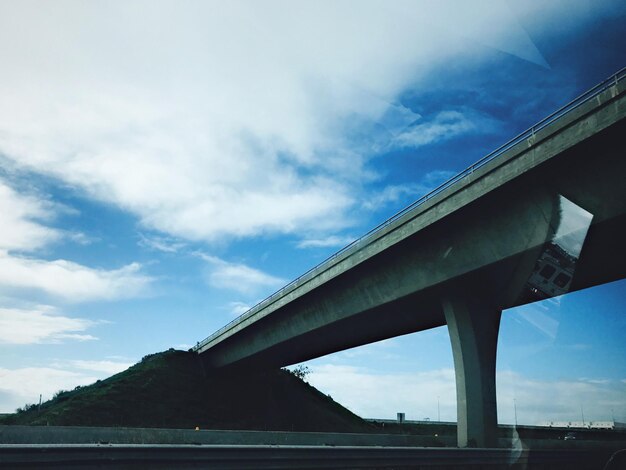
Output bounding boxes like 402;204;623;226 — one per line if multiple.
194;68;626;448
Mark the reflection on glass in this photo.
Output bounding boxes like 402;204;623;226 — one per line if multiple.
523;195;593;301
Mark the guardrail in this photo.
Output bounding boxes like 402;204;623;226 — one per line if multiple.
194;67;626;353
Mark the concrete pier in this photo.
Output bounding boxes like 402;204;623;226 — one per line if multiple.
443;293;501;448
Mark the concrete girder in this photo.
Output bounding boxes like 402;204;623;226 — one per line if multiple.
200;187;559;369
198;84;625;369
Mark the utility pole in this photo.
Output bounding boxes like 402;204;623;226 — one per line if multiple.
581;405;585;426
514;398;518;427
437;396;440;422
38;394;42;412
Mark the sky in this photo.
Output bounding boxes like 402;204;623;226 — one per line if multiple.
0;0;624;425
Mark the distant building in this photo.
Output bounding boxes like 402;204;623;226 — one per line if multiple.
541;420;626;430
367;417;456;426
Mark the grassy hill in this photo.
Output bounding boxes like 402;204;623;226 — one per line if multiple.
0;349;372;432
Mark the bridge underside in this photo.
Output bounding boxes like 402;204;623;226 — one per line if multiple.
199;88;626;447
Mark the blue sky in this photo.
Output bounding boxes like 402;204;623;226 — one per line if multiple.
0;0;624;424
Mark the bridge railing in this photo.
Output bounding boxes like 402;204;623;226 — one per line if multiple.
194;67;626;353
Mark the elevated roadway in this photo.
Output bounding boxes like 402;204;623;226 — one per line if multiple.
195;69;626;448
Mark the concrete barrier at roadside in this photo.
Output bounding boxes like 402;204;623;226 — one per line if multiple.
0;425;453;447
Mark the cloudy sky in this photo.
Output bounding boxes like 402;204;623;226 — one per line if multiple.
0;0;625;425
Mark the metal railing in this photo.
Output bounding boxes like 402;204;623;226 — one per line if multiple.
194;67;625;352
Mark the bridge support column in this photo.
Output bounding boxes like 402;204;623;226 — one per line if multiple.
442;294;501;448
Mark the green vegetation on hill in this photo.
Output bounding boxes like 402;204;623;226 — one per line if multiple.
0;349;371;432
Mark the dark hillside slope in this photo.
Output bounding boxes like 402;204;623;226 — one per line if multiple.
1;349;371;432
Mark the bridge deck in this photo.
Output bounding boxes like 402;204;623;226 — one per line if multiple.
195;68;626;357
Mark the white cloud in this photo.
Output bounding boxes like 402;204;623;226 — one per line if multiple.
308;365;457;420
496;371;626;425
391;110;480;149
363;185;419;212
0;0;573;243
0;367;99;413
578;378;610;385
0;254;152;302
0;177;94;251
296;235;356;249
196;253;285;295
363;170;457;212
0;180;60;252
138;233;186;253
68;360;133;375
0;358;135;412
0;306;96;344
228;301;252;316
66;231;97;246
0;178;153;303
306;364;626;424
